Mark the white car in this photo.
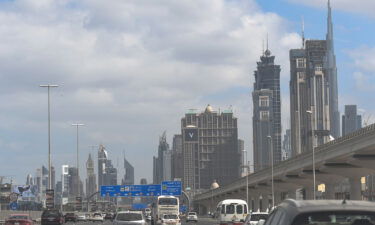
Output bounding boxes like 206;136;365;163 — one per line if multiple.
186;212;198;223
160;214;181;225
244;212;268;225
91;213;104;222
77;214;87;222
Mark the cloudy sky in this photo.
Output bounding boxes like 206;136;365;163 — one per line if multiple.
0;0;374;185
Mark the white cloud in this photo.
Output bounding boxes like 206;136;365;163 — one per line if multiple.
0;0;300;182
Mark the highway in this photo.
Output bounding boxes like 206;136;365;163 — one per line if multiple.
63;217;216;225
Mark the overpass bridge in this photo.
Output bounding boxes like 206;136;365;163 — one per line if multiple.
193;123;375;213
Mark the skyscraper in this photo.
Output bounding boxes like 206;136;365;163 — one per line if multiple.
153;132;169;184
86;154;97;198
171;134;183;181
290;1;339;156
252;48;282;171
122;156;134;185
181;105;240;190
61;165;69;197
342;105;362;136
282;129;292;160
97;145;117;187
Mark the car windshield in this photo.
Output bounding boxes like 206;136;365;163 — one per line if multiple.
250;214;268;221
164;215;178;219
159;198;178;205
292;211;375;225
116;213;143;221
9;216;28;220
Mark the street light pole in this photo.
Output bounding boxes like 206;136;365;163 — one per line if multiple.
267;136;274;208
72;123;85;197
40;84;58;190
242;150;249;205
307;110;316;200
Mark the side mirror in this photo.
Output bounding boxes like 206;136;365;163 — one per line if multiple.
258;219;266;225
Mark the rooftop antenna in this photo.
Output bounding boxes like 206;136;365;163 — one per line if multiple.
266;33;269;51
262;39;265;56
302;16;305;49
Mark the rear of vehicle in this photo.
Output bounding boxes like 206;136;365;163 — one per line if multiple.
186;212;198;223
216;199;248;225
113;211;147;225
91;213;103;222
161;214;181;225
104;213;114;220
244;213;268;225
5;214;34;225
76;214;87;222
64;213;77;222
41;210;64;225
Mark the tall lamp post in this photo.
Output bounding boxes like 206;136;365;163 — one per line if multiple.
40;84;58;189
267;136;275;208
72;123;85;197
306;110;316;200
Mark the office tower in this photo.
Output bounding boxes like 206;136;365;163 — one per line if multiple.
163;150;172;181
98;144;108;187
140;178;147;185
104;160;117;186
26;174;34;186
171;134;183;181
61;165;69;197
252;47;282;172
181;105;240;190
42;166;48;191
326;0;340;138
282;129;292;160
86;154;97;198
290;1;339;156
238;139;246;176
68;167;84;197
342;105;362;135
153;132;169;184
122;156;134;185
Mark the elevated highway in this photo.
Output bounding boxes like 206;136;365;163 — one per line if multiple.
194;124;375;213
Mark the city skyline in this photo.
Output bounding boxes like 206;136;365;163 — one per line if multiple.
0;0;374;185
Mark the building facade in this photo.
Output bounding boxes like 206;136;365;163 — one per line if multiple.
171;134;183;181
342;105;362;136
181;105;241;190
252;48;282;171
86;154;97;198
290;1;339;156
97;144;117;187
122;156;134;185
153;132;169;184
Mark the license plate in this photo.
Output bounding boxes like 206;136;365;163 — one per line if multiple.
48;218;55;221
14;223;19;225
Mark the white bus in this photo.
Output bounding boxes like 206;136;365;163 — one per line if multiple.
152;196;179;224
215;199;248;225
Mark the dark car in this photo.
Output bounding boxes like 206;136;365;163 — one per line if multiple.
104;213;114;220
41;209;64;225
64;213;77;222
263;199;375;225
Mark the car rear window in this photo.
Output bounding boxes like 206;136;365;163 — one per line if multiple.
116;213;143;221
9;216;28;220
292;211;375;225
250;214;268;221
164;215;178;219
188;212;196;216
42;211;60;217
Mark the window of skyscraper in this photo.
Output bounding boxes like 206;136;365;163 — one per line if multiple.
259;96;269;107
296;58;306;68
260;111;269;121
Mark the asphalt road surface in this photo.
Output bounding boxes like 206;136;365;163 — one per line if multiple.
64;217;216;225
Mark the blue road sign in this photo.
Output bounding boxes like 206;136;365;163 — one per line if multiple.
101;185;162;197
161;181;182;196
9;202;18;210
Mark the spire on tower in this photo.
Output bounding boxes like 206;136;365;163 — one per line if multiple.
301;16;305;49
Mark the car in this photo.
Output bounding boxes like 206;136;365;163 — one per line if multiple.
104;213;114;220
113;211;147;225
244;212;269;225
41;210;64;225
64;213;77;222
91;213;103;222
263;199;375;225
5;214;34;225
76;214;87;222
186;212;198;223
160;214;181;225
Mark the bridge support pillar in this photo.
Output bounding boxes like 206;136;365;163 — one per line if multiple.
260;194;269;212
304;187;315;200
274;192;282;206
325;183;336;199
349;177;362;200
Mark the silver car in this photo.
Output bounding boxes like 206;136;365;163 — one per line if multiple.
113;211;147;225
264;199;375;225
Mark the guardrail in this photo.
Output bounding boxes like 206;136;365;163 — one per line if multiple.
195;123;375;201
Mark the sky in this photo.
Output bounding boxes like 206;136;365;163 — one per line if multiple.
0;0;374;186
